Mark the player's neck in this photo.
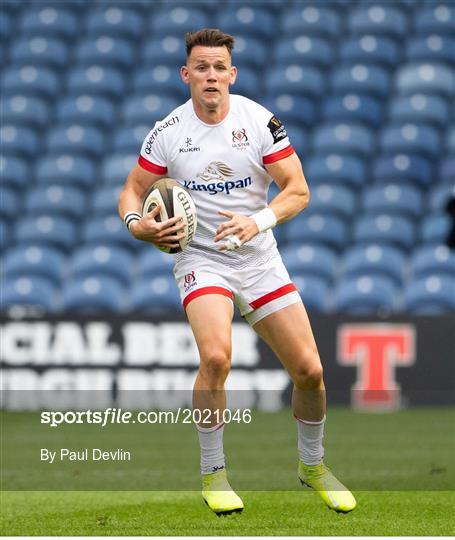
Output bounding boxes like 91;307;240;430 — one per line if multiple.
192;99;230;125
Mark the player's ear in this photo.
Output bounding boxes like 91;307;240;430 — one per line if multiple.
181;65;190;85
229;66;237;85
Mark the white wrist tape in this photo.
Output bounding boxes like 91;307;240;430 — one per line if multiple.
251;208;277;232
124;211;141;232
225;234;242;251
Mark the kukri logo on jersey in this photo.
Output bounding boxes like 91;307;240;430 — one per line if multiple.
183;161;252;195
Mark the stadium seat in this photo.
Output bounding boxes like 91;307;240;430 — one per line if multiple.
81;215;138;252
2;245;65;285
439;157;455;185
420;214;451;245
46;125;105;158
380;123;440;160
121;94;180;126
132;65;187;99
0;219;10;254
348;5;408;39
35;154;96;189
137;249;176;279
66;65;126;101
265;65;325;98
281;6;341;40
292;275;330;313
446;127;455;154
331;64;390;98
230;36;267;70
280;244;338;284
0;125;40;159
372;154;432;188
362;184;423;219
262;95;316;129
1;95;50;129
75;36;135;70
274;36;333;68
403;275;455;314
406;35;455;66
141;36;186;67
150;8;211;38
304;154;366;189
9;37;69;69
112;125;149;154
414;4;455;35
0;155;29;190
0;187;19;220
429;183;455;212
333;276;397;314
306;184;356;219
128;276;182;313
0;11;12;42
19;7;78;41
340;244;405;285
85;7;144;40
321;94;382;127
91;185;123;216
388;94;450;128
354;214;415;251
396;63;454;98
285;213;349;252
231;67;260;100
312;123;375;157
14;215;77;252
283;124;308;158
101;153;137;185
56;95;115;128
61;276;126;313
340;35;400;68
216;7;274;40
1;65;60;101
410;245;455;279
24;185;86;220
1;276;57;311
69;245;133;286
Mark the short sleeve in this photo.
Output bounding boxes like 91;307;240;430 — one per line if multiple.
261;112;295;165
138;122;168;175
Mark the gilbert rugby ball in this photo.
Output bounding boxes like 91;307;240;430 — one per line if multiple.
142;178;197;254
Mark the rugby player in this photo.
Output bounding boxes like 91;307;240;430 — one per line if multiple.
119;28;356;516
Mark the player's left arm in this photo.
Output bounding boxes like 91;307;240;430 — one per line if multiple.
215;152;309;247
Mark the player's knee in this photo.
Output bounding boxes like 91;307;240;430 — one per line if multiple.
293;363;324;389
199;349;231;383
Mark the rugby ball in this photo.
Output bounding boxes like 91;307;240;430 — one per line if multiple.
142;178;197;254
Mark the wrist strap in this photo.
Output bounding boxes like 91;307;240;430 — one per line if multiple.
251;208;277;233
124;211;141;231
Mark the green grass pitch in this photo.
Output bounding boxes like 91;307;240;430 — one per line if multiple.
1;407;454;536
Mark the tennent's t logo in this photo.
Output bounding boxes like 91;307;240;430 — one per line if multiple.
338;325;415;411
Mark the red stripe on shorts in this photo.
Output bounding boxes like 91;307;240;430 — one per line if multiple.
249;283;297;310
262;145;295;164
138;155;168;174
183;286;234;309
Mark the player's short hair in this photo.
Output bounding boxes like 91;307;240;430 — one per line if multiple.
185;28;235;58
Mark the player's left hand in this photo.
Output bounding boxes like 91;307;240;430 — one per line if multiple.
215;210;259;250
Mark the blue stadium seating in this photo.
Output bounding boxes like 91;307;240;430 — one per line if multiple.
230;36;267;70
19;7;78;41
66;66;126;100
61;276;126;313
46;124;105;158
277;124;308;158
406;36;455;66
447;127;455;153
112;125;149;154
24;185;86;220
429;184;455;212
2;245;65;285
85;7;144;40
292;275;330;312
282;6;341;40
81;215;138;252
69;245;133;286
265;65;325;98
340;244;405;285
75;36;135;70
35;154;96;189
0;11;12;42
1;276;57;311
231;68;260;100
0;155;29;190
362;184;423;219
439;157;455;185
380;123;440;159
101;153;137;185
410;245;455;279
281;244;338;284
1;95;50;130
137;249;176;279
263;95;316;129
331;64;390;98
420;214;451;245
372;154;433;188
128;277;182;313
1;65;60;101
275;36;333;68
306;184;357;219
142;36;186;67
0;187;19;220
388;94;450;128
14;215;77;252
413;4;455;35
91;185;123;216
354;214;415;251
132;65;187;99
340;35;400;68
10;37;69;69
0;220;10;254
216;7;274;40
304;154;367;189
321;94;382;127
396;63;455;98
286;213;349;252
312;123;375;157
403;275;455;314
0;125;40;159
150;8;211;38
56;95;115;128
121;94;179;126
333;275;397;314
348;5;408;39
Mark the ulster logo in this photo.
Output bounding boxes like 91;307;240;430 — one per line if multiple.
338;324;415;411
184;271;197;292
232;128;249;149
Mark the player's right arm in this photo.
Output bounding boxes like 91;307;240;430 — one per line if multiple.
118;164;185;250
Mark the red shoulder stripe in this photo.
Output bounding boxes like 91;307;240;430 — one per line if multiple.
138;155;167;174
263;145;295;165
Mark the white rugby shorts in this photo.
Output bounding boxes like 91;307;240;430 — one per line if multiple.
174;255;302;326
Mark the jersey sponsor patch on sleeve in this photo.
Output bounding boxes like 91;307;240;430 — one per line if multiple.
267;115;287;144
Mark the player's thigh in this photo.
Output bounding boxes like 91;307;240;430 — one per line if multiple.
252;301;321;377
186;294;234;362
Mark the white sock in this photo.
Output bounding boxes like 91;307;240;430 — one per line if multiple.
296;415;326;465
196;422;225;475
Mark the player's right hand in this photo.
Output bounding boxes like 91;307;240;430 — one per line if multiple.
129;205;186;249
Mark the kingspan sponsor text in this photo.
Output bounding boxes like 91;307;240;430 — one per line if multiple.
183;176;252;195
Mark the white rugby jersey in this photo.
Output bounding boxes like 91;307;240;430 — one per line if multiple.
138;94;294;268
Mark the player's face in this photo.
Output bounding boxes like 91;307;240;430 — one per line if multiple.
181;46;237;118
